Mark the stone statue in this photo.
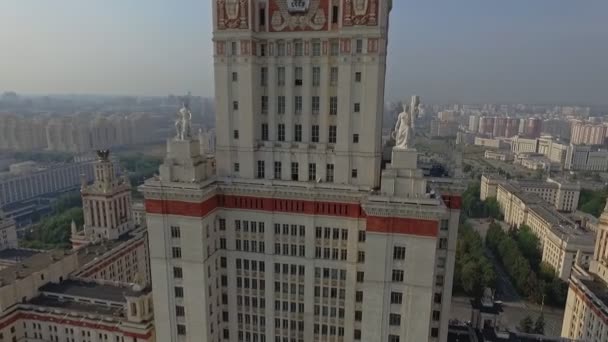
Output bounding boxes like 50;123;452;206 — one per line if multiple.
392;105;414;149
175;102;192;140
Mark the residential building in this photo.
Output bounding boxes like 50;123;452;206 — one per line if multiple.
468;115;480;133
561;203;608;341
570;121;607;146
140;2;462;342
523;118;542;139
565;144;608;171
0;211;17;250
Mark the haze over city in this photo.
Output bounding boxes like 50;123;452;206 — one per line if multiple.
1;0;607;104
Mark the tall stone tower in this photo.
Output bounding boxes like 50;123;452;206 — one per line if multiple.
73;150;134;247
142;2;461;342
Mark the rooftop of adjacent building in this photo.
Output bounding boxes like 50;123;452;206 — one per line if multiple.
76;227;146;267
0;248;41;263
0;249;72;286
27;294;123;317
39;278;147;304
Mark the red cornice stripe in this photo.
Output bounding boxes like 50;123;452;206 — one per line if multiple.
366;216;438;237
146;195;440;237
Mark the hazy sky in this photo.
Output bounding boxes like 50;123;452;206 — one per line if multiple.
1;0;607;105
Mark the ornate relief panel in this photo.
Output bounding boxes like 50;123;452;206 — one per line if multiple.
268;0;329;32
342;0;377;26
217;0;249;30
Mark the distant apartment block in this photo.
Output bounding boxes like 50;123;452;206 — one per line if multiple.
570;121;607;146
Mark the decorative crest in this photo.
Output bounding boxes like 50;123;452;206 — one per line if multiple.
96;150;110;161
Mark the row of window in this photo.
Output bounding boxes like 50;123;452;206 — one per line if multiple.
254;161;353;181
274;300;305;314
274;224;305;237
274;243;305;257
230;36;368;57
314;247;347;260
254;95;359;117
256;124;340;143
314;286;346;300
236;239;265;253
314;305;346;319
235;220;265;233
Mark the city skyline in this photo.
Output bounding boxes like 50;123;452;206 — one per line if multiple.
1;0;607;105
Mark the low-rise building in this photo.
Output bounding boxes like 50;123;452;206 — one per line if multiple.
0;212;17;250
484;150;513;162
565;144;608;171
482;175;592;280
474;137;508;149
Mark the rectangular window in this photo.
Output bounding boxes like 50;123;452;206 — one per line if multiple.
326;164;334;182
440;219;449;231
356;39;363;53
174;286;183;297
330;96;338;115
277;67;285;86
261;96;268;114
439;238;448;249
274;162;282;180
354;103;360;113
390;291;403;304
261;67;268;86
355;72;362;82
330;67;338;86
233;101;239;110
294;96;303;114
295;67;303;86
434;292;442;304
351;169;358;178
291;162;299;181
294;124;302;142
394;246;406;260
353;134;359;143
392;270;404;282
175;306;185;317
172;247;181;259
312;125;320;142
389;335;400;342
234;162;240;172
355;291;363;302
354;329;361;340
356;271;364;282
233;130;239;139
389;314;401;326
173;267;183;279
232;72;238;81
329;125;337;143
358;230;366;242
261;123;269;141
312;67;321;86
312;96;320;114
308;163;317;181
432;310;440;321
277;96;286;114
277;41;285;56
260;42;267;56
294;40;303;56
330;40;339;56
431;328;439;338
170;226;180;239
231;41;237;55
312;40;321;56
278;124;285;141
257;160;265;179
357;251;365;263
177;324;187;336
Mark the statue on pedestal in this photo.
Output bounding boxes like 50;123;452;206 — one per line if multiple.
175;101;192;141
392;105;414;149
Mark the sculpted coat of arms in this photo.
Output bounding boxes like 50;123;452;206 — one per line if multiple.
272;0;326;31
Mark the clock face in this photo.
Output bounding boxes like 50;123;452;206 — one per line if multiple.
287;0;310;13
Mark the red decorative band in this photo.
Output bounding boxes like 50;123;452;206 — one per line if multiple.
366;216;438;237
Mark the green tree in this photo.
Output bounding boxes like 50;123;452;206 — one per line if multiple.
519;315;533;333
534;314;545;334
516;225;541;270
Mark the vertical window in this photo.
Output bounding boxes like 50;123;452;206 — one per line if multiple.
175;306;185;317
175;287;184;298
172;247;182;259
294;40;303;56
233;130;239;139
390;292;403;304
312;67;321;86
389;335;400;342
431;328;439;338
261;96;268;114
308;163;317;181
355;72;362;82
261;124;269;141
312;40;321;56
277;124;285;141
260;67;268;86
330;40;339;56
177;324;187;336
326;164;334;182
173;267;183;279
294;124;302;142
234;163;240;172
294;96;303;114
232;72;238;81
260;43;267;56
277;96;286;114
330;67;339;86
257;161;265;179
394;246;406;260
170;226;180;239
274;162;282;180
356;271;364;282
332;6;339;24
439;238;448;249
392;270;404;282
291;162;299;181
330;97;338;115
354;103;360;113
351;169;358;178
312;96;320;114
389;314;401;326
277;41;285;56
358;230;366;242
231;42;237;55
329;125;337;143
311;125;320;142
295;67;303;86
353;134;359;143
432;310;440;321
356;39;363;53
233;101;239;110
357;251;365;263
277;67;285;86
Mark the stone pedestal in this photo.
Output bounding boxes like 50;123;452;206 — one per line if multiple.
380;147;428;198
159;138;208;183
391;148;418;169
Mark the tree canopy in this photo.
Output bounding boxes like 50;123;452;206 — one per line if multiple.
578;188;608;218
453;222;496;297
